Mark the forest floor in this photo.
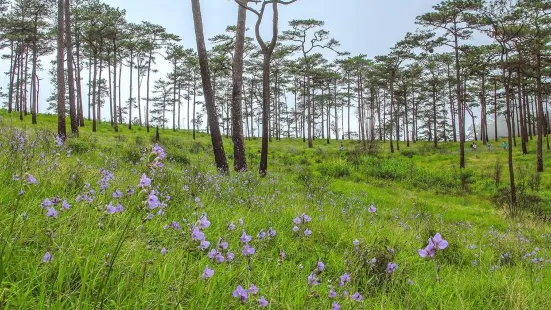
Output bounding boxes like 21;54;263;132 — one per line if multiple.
1;110;551;309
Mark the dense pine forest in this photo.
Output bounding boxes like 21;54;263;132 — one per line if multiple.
1;0;551;309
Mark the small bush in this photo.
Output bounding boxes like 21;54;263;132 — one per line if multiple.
400;149;416;158
67;140;91;154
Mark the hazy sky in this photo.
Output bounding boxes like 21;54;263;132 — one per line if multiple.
1;0;446;125
108;0;442;55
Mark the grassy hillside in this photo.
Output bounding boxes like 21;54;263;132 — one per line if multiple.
1;111;550;309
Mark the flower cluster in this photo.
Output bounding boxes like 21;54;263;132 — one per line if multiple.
98;169;115;194
76;183;96;203
40;196;70;218
240;231;256;257
191;213;211;250
232;284;267;307
292;213;312;237
207;237;234;263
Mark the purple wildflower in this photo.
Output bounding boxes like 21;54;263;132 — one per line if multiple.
292;225;299;232
219;240;229;250
208;249;217;259
41;198;53;208
293;217;302;225
329;288;337;298
214;253;225;263
199;240;210;250
42;251;53;263
227;251;235;261
419;233;447;258
199;214;211;229
55;135;63;147
368;204;377;213
171;221;181;230
248;284;259;295
258;296;269;307
202;265;214;279
191;227;205;241
46;207;58;218
152;144;166;160
242;244;256;256
112;189;123;198
268;227;276;237
115;204;124;212
317;259;325;272
353;239;360;246
139;174;151;188
304;229;312;237
228;222;236;230
232;285;248;303
161;248;167;255
307;273;319;286
257;230;266;240
339;273;351;286
26;174;37;184
351;292;363;302
240;231;252;243
106;202;117;214
332;302;341;310
148;191;160;209
431;233;448;250
62;200;70;210
387;262;398;273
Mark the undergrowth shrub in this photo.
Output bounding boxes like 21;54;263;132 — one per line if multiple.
67;140;92;154
296;167;329;197
316;160;350;178
400;149;416;158
348;239;398;290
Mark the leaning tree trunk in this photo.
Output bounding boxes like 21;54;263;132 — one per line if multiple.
57;0;67;139
191;0;229;173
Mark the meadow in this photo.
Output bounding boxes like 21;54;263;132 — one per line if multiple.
1;111;551;309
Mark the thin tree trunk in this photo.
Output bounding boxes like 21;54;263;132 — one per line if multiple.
65;0;78;135
57;0;67;138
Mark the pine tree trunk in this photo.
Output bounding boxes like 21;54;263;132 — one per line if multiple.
57;0;67;138
231;0;248;171
65;0;78;135
128;50;133;129
536;53;544;172
191;0;228;173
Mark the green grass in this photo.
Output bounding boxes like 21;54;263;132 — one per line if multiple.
1;110;551;309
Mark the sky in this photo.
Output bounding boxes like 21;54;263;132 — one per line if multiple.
1;0;450;131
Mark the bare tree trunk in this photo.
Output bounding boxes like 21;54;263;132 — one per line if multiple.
231;1;248;172
65;0;78;135
454;33;464;168
92;52;98;132
57;0;67;138
75;33;85;126
433;84;438;148
31;39;38;124
536;53;544;172
191;0;229;173
8;41;16;114
112;41;118;132
128;50;134;129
